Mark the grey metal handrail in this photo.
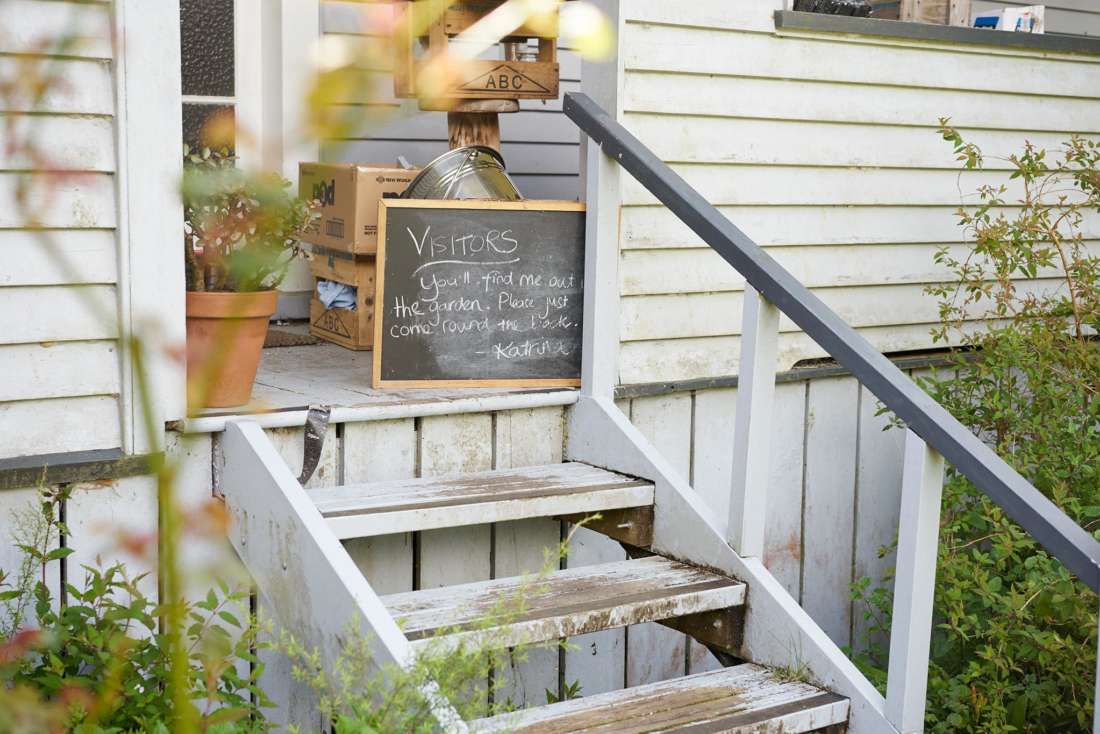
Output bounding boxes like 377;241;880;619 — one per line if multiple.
563;91;1100;593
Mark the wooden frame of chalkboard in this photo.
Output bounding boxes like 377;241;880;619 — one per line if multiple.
373;199;586;388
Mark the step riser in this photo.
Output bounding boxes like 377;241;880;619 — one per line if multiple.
327;484;654;539
408;582;746;653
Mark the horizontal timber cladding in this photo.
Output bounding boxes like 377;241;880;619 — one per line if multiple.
0;1;124;459
614;0;1100;385
317;1;582;201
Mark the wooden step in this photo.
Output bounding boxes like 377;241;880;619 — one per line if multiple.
382;556;746;651
471;664;849;733
312;462;653;539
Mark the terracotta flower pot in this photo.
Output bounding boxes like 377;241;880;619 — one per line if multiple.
185;290;278;408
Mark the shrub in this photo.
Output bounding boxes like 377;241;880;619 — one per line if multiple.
851;127;1100;733
0;488;270;734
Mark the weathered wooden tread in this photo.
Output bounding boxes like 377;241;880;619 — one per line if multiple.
470;663;849;733
383;555;746;651
311;462;653;539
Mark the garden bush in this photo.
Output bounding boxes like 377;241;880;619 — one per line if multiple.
0;487;269;734
851;127;1100;732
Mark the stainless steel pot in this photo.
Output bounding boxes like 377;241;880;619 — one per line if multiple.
401;145;523;201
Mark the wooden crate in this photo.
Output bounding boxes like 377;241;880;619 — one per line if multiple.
393;1;559;105
309;246;376;351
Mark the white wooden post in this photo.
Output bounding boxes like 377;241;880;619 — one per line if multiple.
579;135;621;399
1094;615;1100;734
114;0;186;448
578;0;623;400
886;429;946;733
728;286;780;558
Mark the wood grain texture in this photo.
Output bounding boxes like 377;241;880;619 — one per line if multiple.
314;462;652;539
386;556;745;650
0;395;121;459
342;419;418;595
852;384;906;655
562;524;627;697
0;230;119;287
472;663;849;733
0;173;118;229
66;476;158;599
0;341;119;402
802;377;859;649
617;244;1096;295
618;321;980;385
623;73;1100;135
493;407;566;708
417;413;494;589
317;6;581;201
620;280;1066;342
624;23;1100;96
0;1;112;58
614;2;1100;386
0;57;113;114
623;113;1077;171
0;116;116;172
620;206;1100;251
257;424;338;730
690;388;738;524
761;382;807;600
371;199;585;390
627;394;694;685
263;426;340;489
0;285;118;345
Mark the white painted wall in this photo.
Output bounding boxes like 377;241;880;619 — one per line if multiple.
606;0;1100;385
0;0;184;459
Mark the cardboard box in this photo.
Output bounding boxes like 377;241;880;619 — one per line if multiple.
299;163;418;254
308;245;376;350
973;5;1045;32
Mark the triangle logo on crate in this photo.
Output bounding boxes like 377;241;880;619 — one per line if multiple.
458;63;551;94
315;308;352;339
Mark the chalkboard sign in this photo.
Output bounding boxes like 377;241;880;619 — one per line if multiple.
372;200;585;388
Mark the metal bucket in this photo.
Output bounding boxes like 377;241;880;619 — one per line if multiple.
401;145;523;201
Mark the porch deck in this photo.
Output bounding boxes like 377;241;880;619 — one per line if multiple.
180;322;578;433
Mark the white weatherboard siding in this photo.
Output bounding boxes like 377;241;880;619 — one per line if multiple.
0;1;122;459
0;0;184;460
615;0;1100;385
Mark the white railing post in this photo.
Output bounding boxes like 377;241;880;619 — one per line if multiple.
1094;615;1100;734
728;286;780;558
886;430;946;733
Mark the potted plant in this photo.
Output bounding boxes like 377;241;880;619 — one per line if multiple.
183;146;317;409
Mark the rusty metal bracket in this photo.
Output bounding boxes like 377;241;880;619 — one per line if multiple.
298;405;332;485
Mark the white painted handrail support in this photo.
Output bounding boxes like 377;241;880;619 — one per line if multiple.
728;286;780;558
221;420;466;733
1095;614;1100;734
886;430;946;733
